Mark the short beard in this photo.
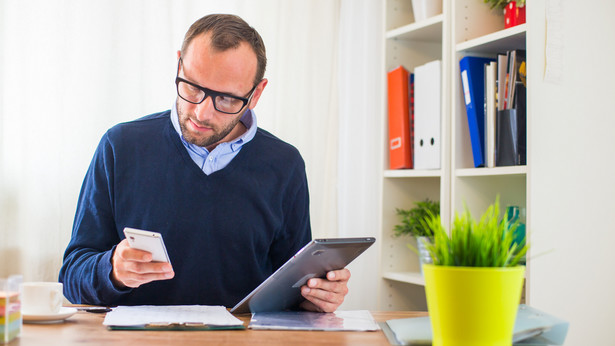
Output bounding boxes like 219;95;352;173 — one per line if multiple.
177;101;243;148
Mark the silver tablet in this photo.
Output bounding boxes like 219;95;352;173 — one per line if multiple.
230;237;376;314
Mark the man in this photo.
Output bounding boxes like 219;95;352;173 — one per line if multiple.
59;14;350;313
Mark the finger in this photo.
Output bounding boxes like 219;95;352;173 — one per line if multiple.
300;290;341;313
112;240;174;288
124;261;173;275
116;263;175;288
326;268;351;282
302;283;346;304
299;268;350;312
306;277;349;295
117;239;155;262
121;271;175;288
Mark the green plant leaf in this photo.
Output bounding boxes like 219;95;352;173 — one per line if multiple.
420;196;528;268
393;199;440;237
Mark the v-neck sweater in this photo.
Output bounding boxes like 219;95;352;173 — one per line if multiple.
59;110;311;307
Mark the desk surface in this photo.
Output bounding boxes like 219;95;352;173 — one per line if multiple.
14;309;427;345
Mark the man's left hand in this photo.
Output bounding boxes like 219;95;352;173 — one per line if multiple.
300;268;350;312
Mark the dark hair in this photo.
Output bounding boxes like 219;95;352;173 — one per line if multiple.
181;14;267;85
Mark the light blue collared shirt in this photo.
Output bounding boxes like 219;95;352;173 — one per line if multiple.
170;102;257;175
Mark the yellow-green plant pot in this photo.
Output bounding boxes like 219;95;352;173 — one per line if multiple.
423;264;525;346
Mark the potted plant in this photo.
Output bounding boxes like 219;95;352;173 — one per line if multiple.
421;197;528;346
393;199;440;274
484;0;526;28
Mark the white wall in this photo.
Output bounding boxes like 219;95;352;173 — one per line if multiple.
528;1;615;344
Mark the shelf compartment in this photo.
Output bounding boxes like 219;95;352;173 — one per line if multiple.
456;165;527;177
386;14;444;42
383;271;426;286
384;169;442;178
456;24;527;54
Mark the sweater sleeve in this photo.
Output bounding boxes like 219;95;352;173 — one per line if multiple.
58;132;133;305
269;153;312;271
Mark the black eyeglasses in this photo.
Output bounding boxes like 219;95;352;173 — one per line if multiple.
175;58;258;115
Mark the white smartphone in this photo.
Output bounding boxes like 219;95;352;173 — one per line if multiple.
123;227;171;263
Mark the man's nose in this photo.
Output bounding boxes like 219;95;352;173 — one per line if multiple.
195;95;216;122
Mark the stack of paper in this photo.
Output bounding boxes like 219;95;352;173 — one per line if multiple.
103;305;244;330
249;310;380;331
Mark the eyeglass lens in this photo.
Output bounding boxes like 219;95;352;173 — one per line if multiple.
177;80;247;114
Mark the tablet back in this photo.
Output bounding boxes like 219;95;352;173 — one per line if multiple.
231;237;375;314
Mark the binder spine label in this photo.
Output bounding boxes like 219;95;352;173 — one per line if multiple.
461;70;471;105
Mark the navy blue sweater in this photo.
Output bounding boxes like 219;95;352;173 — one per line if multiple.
59;111;311;307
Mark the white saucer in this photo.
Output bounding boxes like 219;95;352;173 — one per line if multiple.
23;307;78;324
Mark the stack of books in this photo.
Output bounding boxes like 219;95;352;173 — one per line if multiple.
459;50;527;168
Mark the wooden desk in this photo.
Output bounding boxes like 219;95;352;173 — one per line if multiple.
14;310;427;345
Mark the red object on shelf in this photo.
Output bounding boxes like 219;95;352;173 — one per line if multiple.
504;1;526;28
387;66;413;169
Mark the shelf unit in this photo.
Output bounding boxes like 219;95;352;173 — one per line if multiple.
450;0;529;304
379;0;530;310
379;0;451;311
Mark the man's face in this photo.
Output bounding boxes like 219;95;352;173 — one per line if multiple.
176;33;261;150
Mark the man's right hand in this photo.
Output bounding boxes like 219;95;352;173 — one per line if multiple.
111;239;175;289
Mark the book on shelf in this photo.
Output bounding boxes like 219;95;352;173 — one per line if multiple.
387;66;413;169
409;73;415;169
496;49;527;167
413;60;441;170
460;56;495;168
484;61;497;168
497;53;507;111
503;50;526;110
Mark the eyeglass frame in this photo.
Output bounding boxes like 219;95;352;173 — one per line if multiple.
175;57;259;115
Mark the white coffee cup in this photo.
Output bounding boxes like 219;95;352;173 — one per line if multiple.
20;282;64;315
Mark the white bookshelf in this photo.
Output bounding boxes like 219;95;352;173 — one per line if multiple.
450;1;529;282
379;0;530;310
379;0;450;311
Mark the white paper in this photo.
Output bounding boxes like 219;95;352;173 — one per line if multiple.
102;305;243;327
249;310;380;331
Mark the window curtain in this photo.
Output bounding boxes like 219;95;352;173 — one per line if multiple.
0;0;383;311
337;0;383;311
0;0;340;276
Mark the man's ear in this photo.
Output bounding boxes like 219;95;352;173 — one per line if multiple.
248;78;268;109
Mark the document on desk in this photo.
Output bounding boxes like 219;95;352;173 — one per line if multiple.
103;305;244;330
249;310;380;331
